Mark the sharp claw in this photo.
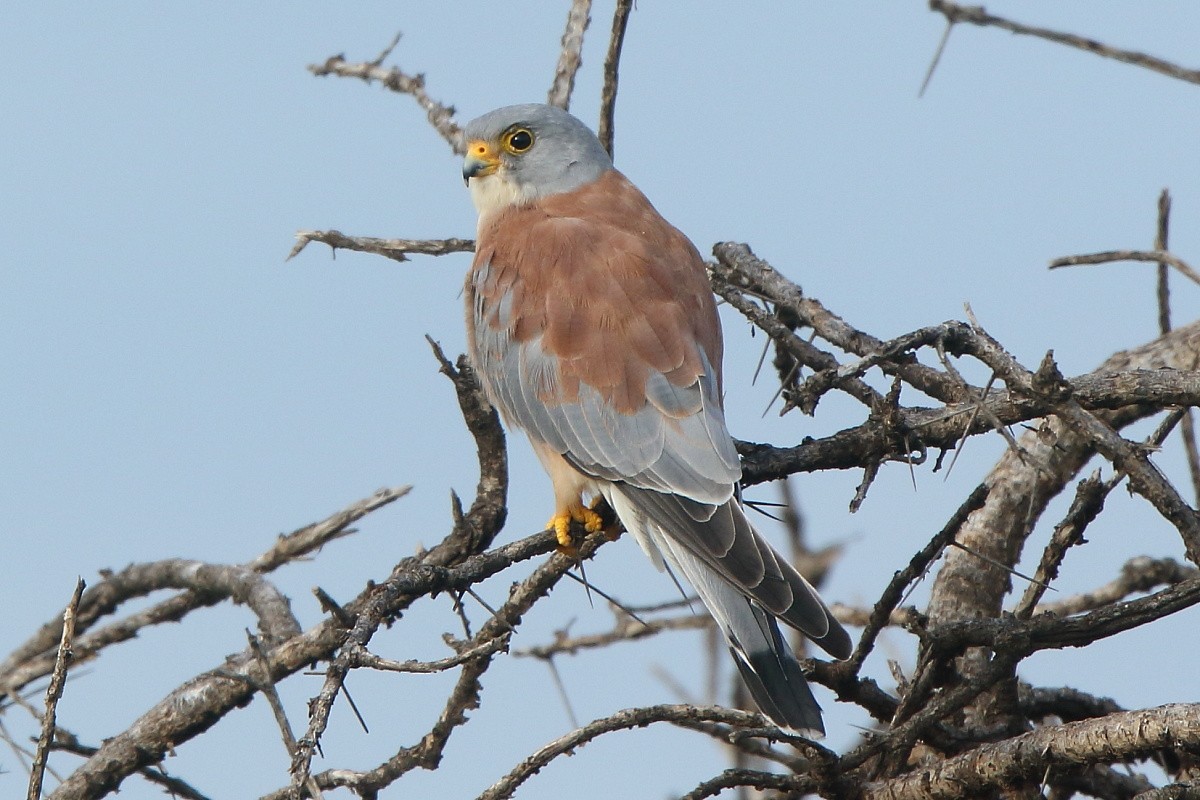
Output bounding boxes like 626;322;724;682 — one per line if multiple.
549;513;575;550
549;502;604;554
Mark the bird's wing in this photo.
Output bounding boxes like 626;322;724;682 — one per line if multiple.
467;170;847;656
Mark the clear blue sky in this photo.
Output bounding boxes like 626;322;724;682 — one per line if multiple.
3;3;1200;798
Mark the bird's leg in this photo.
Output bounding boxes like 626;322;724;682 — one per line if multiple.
530;442;607;555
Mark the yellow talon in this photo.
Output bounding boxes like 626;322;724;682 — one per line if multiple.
588;496;623;541
549;502;605;553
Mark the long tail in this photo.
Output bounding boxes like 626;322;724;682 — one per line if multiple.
655;533;827;736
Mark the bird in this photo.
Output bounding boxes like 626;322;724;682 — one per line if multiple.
459;103;851;736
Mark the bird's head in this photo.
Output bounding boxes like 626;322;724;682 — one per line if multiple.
461;104;613;217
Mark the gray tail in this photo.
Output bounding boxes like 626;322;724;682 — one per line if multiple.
654;531;827;736
729;604;825;735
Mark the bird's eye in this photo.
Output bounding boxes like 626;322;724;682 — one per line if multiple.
504;128;534;154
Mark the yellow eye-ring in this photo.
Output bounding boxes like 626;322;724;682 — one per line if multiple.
503;128;535;154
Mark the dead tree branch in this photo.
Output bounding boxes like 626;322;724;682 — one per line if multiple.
928;1;1200;86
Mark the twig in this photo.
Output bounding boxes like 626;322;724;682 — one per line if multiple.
846;483;989;674
1050;249;1200;289
597;0;634;157
515;613;709;659
1156;189;1174;335
670;716;812;770
246;631;324;800
1151;189;1200;506
918;20;954;98
476;705;796;800
288;231;474;263
544;656;579;728
712;242;971;404
1013;469;1110;619
547;0;591;110
286;529;567;791
0;487;408;706
283;531;613;799
1017;409;1188;617
947;540;1048;592
1018;683;1124;723
561;570;645;624
1035;556;1197;617
949;323;1200;565
846;654;1019;770
680;768;816;800
28;578;84;800
346;636;510;674
308;49;463;152
929;1;1200;86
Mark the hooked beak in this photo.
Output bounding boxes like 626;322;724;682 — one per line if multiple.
463;139;500;185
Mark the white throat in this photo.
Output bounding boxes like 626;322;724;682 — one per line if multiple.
469;173;537;220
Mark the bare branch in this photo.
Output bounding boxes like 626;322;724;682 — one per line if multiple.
845;483;989;674
927;573;1200;654
288;230;474;262
245;631;324;800
929;1;1200;86
47;730;213;800
28;578;84;800
1050;249;1200;289
1019;684;1124;724
0;486;408;703
867;704;1200;800
249;485;411;573
345;636;509;674
1157;190;1174;334
514;613;710;659
597;0;634;157
476;705;803;800
308;49;462;152
680;768;816;800
1035;556;1197;617
283;530;613;799
547;0;591;110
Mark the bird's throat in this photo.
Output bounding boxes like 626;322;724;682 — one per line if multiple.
469;174;536;219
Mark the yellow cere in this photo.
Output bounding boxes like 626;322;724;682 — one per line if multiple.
467;139;499;162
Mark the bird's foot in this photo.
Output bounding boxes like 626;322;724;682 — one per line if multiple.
590;497;623;541
549;502;605;556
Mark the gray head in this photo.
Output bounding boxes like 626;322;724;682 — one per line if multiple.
461;104;613;215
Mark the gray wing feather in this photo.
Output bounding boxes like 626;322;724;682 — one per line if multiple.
475;281;739;505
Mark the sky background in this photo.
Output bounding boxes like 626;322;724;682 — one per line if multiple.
3;3;1200;798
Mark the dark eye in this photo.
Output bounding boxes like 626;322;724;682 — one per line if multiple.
505;128;534;153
